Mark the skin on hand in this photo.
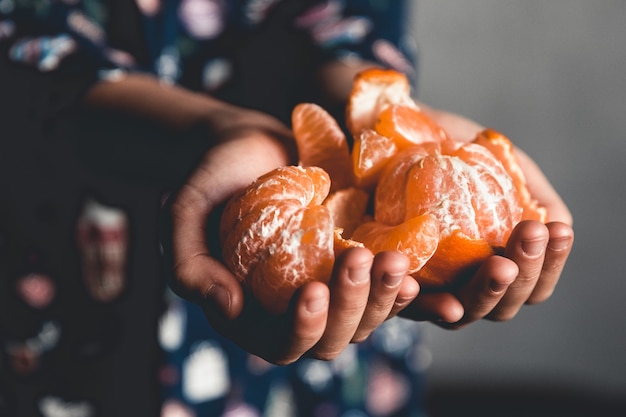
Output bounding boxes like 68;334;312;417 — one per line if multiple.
315;63;573;328
165;102;572;366
89;71;416;364
163;127;418;365
157;62;573;363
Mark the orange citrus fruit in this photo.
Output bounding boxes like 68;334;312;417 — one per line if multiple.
373;139;524;287
220;165;336;315
220;67;548;310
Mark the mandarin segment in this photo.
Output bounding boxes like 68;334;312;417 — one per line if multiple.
413;231;494;288
374;104;448;150
403;154;482;239
346;68;417;136
374;144;441;226
351;214;440;275
333;227;365;259
351;129;398;190
292;102;354;191
473;129;525;192
322;187;370;237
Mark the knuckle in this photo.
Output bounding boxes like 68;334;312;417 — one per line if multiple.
542;259;566;274
271;356;298;366
509;274;539;291
351;332;372;344
487;307;520;322
370;298;394;313
437;322;467;331
526;289;554;305
311;350;341;362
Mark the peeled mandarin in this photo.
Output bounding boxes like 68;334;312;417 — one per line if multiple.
220;165;335;315
221;68;549;308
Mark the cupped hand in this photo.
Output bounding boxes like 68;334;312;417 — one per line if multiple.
161;123;418;364
195;247;416;364
399;103;574;328
401;219;574;328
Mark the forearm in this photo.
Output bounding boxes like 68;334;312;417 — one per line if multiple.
81;73;224;131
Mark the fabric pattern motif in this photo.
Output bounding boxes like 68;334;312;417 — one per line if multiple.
0;1;427;416
0;0;417;88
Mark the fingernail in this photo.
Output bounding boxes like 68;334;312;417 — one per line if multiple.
490;280;509;293
306;296;328;314
521;239;546;257
394;295;416;307
548;237;570;252
206;284;231;316
348;266;370;284
382;272;404;288
436;316;459;325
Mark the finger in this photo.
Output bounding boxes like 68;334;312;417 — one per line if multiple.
277;282;330;365
454;256;518;325
352;251;411;342
204;282;329;366
167;134;293;316
387;275;420;319
400;292;465;324
514;149;573;225
168;184;244;319
488;220;549;321
312;247;373;360
527;221;574;304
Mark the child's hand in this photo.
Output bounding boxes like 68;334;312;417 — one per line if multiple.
161;127;419;364
398;104;574;327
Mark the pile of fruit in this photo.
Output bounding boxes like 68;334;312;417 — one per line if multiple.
220;69;547;314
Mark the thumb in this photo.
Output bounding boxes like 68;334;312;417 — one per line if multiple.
159;186;244;320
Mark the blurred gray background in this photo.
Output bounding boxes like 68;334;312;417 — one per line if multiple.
411;0;626;400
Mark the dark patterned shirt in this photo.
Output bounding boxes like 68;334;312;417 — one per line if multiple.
1;2;428;416
0;0;417;92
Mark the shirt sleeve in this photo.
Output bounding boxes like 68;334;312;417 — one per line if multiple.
294;0;418;81
0;0;136;79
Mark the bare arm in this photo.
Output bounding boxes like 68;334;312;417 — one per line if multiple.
82;73;221;129
81;73;295;150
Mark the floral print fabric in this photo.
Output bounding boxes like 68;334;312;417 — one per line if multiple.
1;1;428;416
0;0;417;90
158;288;429;417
